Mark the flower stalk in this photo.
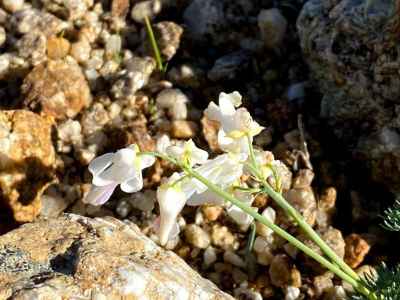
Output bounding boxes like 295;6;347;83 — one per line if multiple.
246;138;361;282
182;164;374;299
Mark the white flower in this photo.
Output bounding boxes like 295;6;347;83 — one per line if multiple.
205;91;264;154
156;153;246;245
156;173;187;246
166;139;208;167
186;153;245;199
156;135;208;167
83;144;155;205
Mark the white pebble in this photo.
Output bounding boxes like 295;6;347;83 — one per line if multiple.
0;26;5;47
256;207;276;237
203;246;217;268
285;286;300;300
105;34;122;58
156;88;188;120
116;199;132;218
57;119;82;144
2;0;24;12
0;54;10;78
223;250;246;268
71;38;91;63
128;190;155;211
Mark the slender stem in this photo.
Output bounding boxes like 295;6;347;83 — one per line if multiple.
184;166;373;298
142;150;375;299
245;222;257;256
245;137;360;281
262;179;360;281
144;16;164;72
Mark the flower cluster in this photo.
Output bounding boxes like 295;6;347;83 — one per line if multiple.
83;91;272;246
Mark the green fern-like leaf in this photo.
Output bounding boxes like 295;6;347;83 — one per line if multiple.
351;263;400;300
382;200;400;231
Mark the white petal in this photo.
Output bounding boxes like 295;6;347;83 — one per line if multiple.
190;148;208;165
140;154;155;169
220;91;242;107
166;145;184;158
88;153;114;176
219;93;237;116
120;174;143;193
204;102;222;122
112;147;137;166
95;163;136;184
92;174;115;186
82;183;118;205
157;185;187;246
153;217;180;241
187;190;225;206
156;135;171;154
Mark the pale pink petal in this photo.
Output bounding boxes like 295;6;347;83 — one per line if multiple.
83;183;118;206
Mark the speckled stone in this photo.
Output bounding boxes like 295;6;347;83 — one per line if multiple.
0;110;55;223
0;214;234;299
22;57;92;120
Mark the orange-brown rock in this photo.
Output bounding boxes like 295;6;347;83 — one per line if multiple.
344;234;371;268
22;57;92;119
0;110;55;222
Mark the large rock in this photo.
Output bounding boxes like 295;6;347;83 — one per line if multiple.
0;110;55;223
297;0;400;193
22;57;92;120
0;214;233;299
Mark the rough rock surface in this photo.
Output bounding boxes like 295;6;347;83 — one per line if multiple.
0;214;234;299
297;0;400;193
0;110;55;223
22;57;92;119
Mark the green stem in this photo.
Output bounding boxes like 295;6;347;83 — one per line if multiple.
246;137;360;282
184;166;373;298
262;183;360;280
144;16;164;72
142;150;375;299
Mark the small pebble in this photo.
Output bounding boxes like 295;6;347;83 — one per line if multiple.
156;88;188;120
184;224;210;249
171;120;198;139
70;38;92;63
269;254;291;288
344;234;371;268
202;205;223;221
47;36;71;60
285;286;300;300
211;224;238;250
105;34;122;59
0;26;5;47
2;0;24;12
115;199;132;218
256;207;276;237
203;246;217;268
223;250;246;268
